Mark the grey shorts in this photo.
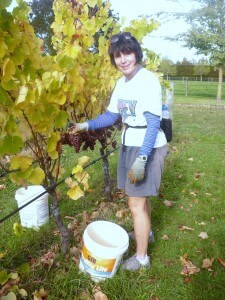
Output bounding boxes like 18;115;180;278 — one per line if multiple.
117;144;167;197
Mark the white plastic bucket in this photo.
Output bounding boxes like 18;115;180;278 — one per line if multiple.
79;220;129;282
15;185;49;228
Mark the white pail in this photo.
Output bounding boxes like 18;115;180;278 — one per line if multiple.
15;185;49;228
79;220;129;282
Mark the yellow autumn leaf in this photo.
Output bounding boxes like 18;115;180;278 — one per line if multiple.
65;177;73;186
62;17;75;37
72;165;83;175
47;132;60;159
13;223;25;237
48;149;58;160
88;0;97;8
77;156;89;166
0;251;7;259
16;85;29;105
67;185;84;200
65;43;81;59
2;58;16;82
65;177;78;188
74;172;90;191
91;95;97;104
0;38;7;59
10;155;33;171
28;167;45;185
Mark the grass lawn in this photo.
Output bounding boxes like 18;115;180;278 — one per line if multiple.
1;90;225;299
172;80;225;105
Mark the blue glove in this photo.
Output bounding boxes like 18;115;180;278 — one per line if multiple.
128;156;147;184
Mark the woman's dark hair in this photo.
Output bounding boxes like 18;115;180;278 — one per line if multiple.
108;32;143;67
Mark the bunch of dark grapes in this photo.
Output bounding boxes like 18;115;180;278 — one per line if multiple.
62;119;122;153
61;132;82;152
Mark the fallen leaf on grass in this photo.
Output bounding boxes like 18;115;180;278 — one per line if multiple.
198;232;208;239
116;209;129;218
194;172;205;179
161;235;169;240
178;225;194;231
33;288;47;300
217;258;225;268
188;157;194;161
0;184;6;190
0;292;17;300
19;288;28;298
190;191;196;196
163;200;173;207
202;258;214;270
78;290;92;300
195;221;206;226
0;251;7;259
93;286;108;300
184;277;192;283
180;254;200;276
91;211;100;219
148;277;157;283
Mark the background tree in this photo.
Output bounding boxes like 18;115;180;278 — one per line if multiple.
193;58;210;81
28;0;56;55
178;0;225;101
159;57;177;79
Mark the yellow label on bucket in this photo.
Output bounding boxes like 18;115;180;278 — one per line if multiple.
81;244;116;273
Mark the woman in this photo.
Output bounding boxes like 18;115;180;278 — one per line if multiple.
71;32;167;271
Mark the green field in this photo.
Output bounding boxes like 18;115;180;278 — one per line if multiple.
171;80;225;105
1;85;225;299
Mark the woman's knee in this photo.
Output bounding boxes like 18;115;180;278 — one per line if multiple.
128;197;147;215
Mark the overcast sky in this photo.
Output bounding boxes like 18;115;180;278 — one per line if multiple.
109;0;203;62
9;0;203;62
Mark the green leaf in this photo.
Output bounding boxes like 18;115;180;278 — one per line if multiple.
54;110;68;128
57;55;74;69
0;86;8;105
5;115;18;135
17;262;30;277
13;223;25;237
0;135;23;155
0;269;9;285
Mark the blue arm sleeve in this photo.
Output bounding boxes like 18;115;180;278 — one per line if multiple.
87;110;120;130
138;112;160;157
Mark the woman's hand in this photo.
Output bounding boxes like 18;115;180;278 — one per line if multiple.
67;122;89;133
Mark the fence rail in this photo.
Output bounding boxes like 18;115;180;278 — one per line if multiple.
163;76;225;82
164;79;225;99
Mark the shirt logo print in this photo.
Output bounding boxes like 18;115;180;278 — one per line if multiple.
117;99;137;121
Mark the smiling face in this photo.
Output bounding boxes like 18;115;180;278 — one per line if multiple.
114;52;138;79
